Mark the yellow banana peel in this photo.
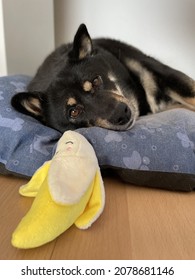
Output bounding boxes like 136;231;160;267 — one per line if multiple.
11;131;105;249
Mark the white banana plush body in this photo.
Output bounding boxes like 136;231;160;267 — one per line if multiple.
12;131;105;249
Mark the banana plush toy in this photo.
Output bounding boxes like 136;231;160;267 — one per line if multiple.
12;131;105;249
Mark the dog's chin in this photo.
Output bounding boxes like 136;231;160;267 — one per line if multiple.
110;119;135;131
95;118;135;131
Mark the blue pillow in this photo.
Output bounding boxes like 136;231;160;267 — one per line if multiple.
78;110;195;191
0;75;195;191
0;75;61;177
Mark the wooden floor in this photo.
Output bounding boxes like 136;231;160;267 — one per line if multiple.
0;174;195;260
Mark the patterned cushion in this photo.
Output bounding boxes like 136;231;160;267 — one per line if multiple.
78;110;195;191
0;75;195;191
0;75;61;177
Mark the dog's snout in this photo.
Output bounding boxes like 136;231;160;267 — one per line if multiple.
113;103;131;126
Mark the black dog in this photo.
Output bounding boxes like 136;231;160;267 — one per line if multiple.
11;24;195;132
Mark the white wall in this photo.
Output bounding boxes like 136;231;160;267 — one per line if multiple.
2;0;54;76
0;0;7;76
1;0;194;78
55;0;195;78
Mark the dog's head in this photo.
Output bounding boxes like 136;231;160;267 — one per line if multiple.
11;24;139;132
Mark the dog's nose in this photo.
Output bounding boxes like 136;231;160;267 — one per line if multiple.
113;103;131;125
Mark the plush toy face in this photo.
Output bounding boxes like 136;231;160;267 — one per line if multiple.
55;131;80;156
54;130;97;161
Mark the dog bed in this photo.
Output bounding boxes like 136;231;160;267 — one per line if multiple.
0;75;195;191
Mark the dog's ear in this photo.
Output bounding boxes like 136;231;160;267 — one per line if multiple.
69;24;93;60
11;91;45;119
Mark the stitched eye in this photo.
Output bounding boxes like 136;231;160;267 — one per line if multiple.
69;105;83;119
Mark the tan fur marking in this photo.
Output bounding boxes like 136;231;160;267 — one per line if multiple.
83;81;92;92
126;59;159;113
23;98;41;116
79;49;87;60
185;97;195;106
67;97;77;106
168;90;195;111
108;72;124;97
79;37;92;59
96;118;110;128
108;72;117;82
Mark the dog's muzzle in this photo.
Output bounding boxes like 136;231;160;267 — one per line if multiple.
108;102;134;130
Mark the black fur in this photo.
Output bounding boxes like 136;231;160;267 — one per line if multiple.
11;24;195;132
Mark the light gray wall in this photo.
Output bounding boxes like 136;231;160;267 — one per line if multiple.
1;0;194;78
0;0;7;75
55;0;195;78
2;0;54;76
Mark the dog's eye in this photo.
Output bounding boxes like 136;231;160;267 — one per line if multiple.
82;76;103;93
92;75;103;89
69;105;83;119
